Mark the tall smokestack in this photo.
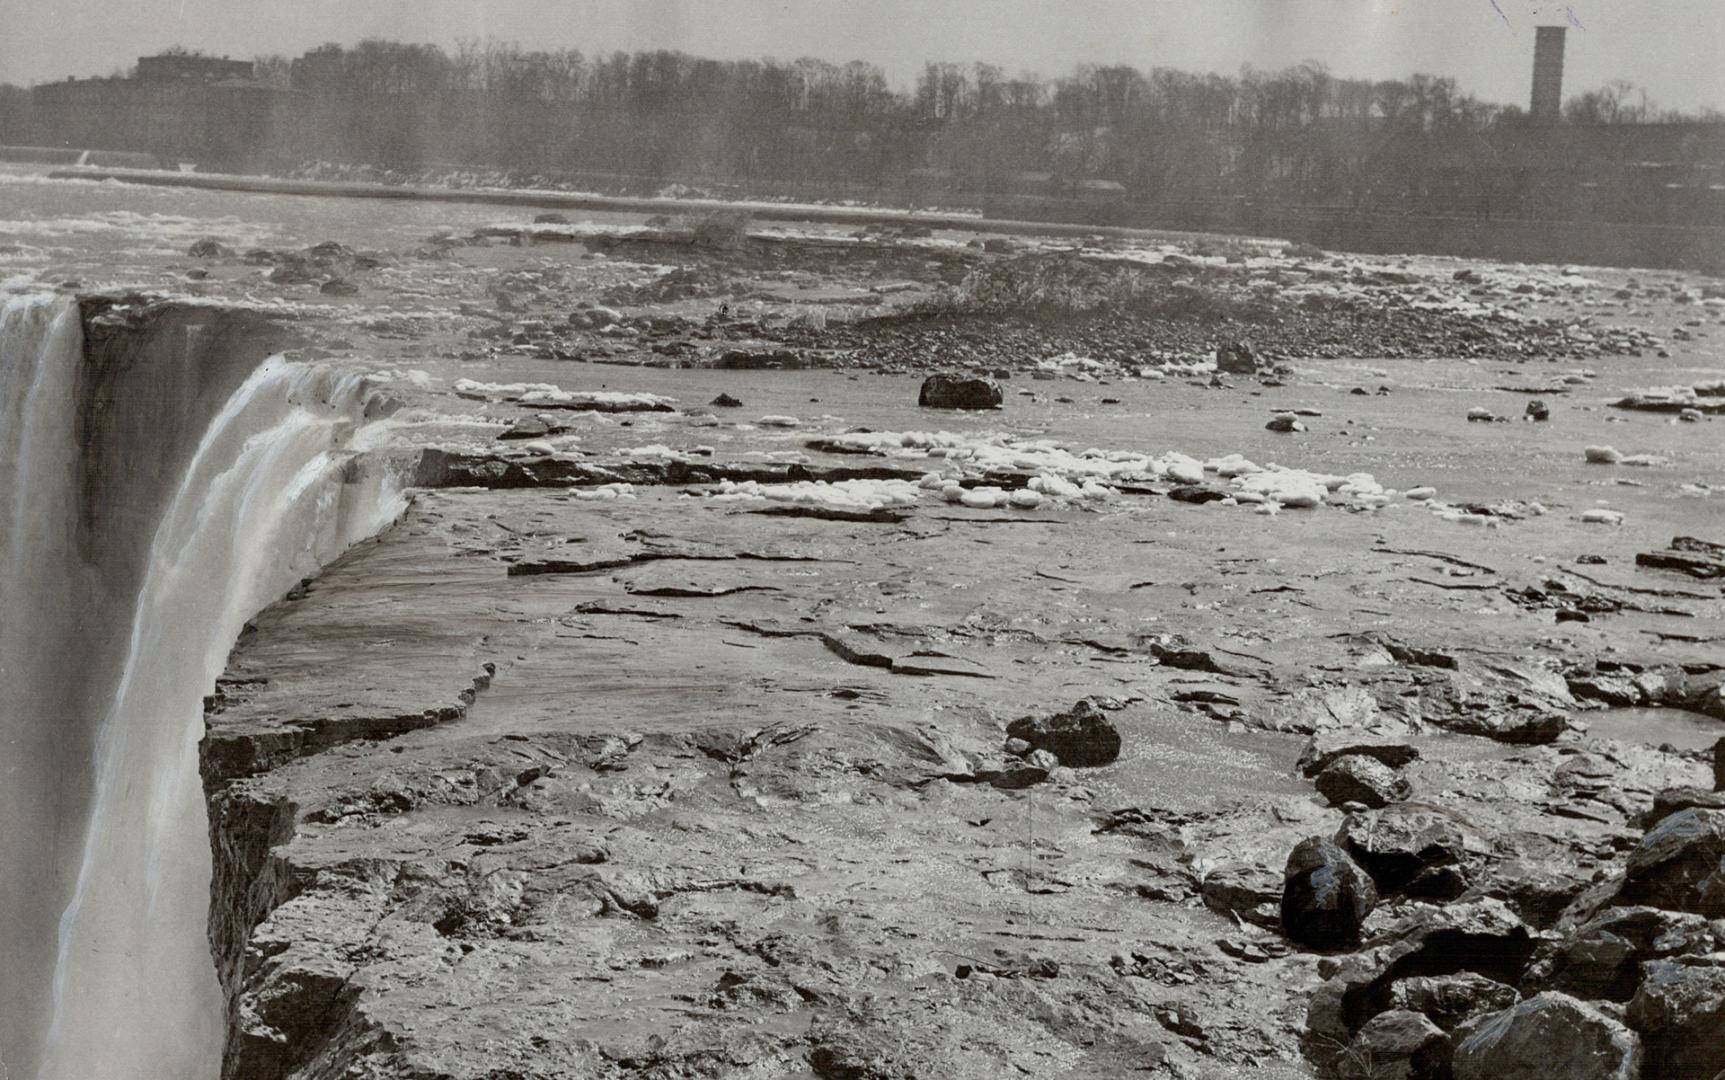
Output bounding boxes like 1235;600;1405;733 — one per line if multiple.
1531;25;1566;123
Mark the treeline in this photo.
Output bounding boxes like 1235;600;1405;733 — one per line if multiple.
1;38;1718;208
259;41;1530;204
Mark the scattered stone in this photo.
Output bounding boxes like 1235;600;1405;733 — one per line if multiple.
1586;446;1626;464
918;373;1003;410
319;278;359;296
1316;754;1411;809
1004;699;1122;767
1281;836;1378;951
1526;400;1550;421
1635;536;1725;579
1467;407;1496;422
1169;485;1228;504
1582;509;1625;526
1453;992;1641;1080
709;392;744;408
1266;411;1305;433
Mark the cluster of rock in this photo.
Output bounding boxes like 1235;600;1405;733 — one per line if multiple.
1286;725;1725;1080
187;237;384;296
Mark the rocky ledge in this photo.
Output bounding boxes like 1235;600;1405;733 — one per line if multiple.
201;446;1724;1079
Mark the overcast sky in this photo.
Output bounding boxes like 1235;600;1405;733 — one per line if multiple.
4;1;1722;112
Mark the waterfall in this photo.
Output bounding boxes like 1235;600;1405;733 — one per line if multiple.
0;294;94;1080
0;294;408;1080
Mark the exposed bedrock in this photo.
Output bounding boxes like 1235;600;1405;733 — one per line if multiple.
198;473;1725;1079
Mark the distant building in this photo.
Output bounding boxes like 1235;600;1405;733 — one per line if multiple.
1530;27;1567;124
31;54;269;166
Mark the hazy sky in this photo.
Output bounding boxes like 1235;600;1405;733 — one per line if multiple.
4;1;1722;112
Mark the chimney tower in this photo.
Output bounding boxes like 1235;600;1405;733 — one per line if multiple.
1531;26;1566;123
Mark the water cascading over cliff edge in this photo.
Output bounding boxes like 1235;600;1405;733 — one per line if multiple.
0;292;408;1080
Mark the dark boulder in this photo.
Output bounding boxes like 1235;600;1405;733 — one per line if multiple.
1215;341;1258;375
1452;992;1641;1080
1642;787;1725;830
710;393;744;408
1387;972;1519;1032
1005;699;1121;768
1525;400;1551;422
918;374;1002;410
1617;808;1725;916
1316;754;1412;809
1299;732;1421;777
1336;805;1468;896
1526;906;1720;1002
1626;959;1725;1080
1200;862;1282;929
319;279;359;296
1281;837;1377;951
1341;1009;1450;1080
187;237;233;258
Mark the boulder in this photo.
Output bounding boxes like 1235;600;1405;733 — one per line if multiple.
1341;1009;1449;1080
1215;341;1258;375
1281;837;1377;951
1200;862;1282;929
1316;754;1412;809
709;393;744;408
1005;699;1121;767
1526;907;1720;1002
918;374;1002;410
1617;808;1725;916
1716;737;1725;792
1387;973;1519;1032
1626;959;1725;1080
1336;805;1467;896
1266;412;1305;433
1643;788;1725;830
319;278;359;296
1299;732;1420;777
1525;400;1551;422
1453;992;1641;1080
187;237;233;258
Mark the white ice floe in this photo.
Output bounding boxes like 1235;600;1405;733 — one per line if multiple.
711;477;922;511
452;378;675;409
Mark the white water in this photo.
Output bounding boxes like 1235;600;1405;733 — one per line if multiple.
0;295;407;1080
0;294;93;1079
